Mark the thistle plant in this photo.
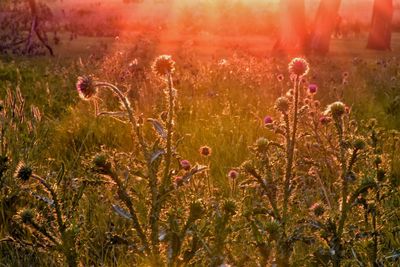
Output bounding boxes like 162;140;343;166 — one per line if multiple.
241;57;311;266
12;161;94;267
78;55;206;264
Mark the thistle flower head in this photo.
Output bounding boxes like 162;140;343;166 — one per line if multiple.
275;97;290;113
288;57;310;77
199;146;212;157
76;76;96;100
14;162;32;181
277;74;284;82
92;153;111;173
19;209;34;224
353;138;366;150
228;170;239;180
180;159;191;171
152;55;175;76
223;199;236;216
263;116;273;125
174;176;184;187
308;84;318;94
325;101;346;118
256;137;268;152
319;115;331;125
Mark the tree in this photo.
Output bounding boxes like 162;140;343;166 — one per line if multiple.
311;0;342;55
273;0;307;54
0;0;54;56
367;0;394;50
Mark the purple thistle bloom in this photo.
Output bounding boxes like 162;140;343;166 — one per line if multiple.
180;160;191;171
264;116;273;125
228;170;239;180
308;84;318;94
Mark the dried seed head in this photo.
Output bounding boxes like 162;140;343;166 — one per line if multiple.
275;97;290;113
199;146;212;157
180;159;191;171
76;76;96;100
288;58;310;77
20;209;34;224
14;162;32;181
152;55;175;76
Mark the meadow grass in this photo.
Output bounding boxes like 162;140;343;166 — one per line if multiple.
0;36;399;266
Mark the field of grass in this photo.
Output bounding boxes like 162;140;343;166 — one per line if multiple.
0;35;399;266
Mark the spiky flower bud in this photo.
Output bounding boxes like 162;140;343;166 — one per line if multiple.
20;209;34;224
93;154;111;173
199;146;212;157
76;76;96;100
354;138;366;150
275;97;290;113
325;101;346;118
180;159;191;171
377;169;386;182
310;203;325;217
152;55;175;76
241;160;255;174
223;199;236;216
288;58;310;77
189;199;204;220
265;220;280;240
14;162;32;181
256;137;268;152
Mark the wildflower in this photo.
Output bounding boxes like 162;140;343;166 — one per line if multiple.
228;170;239;180
288;57;310;77
174;176;184;187
275;97;290;113
76;76;96;100
264;116;273;125
189;200;204;220
19;209;34;224
310;203;325;217
342;72;349;78
319;116;331;125
180;159;191;171
325;101;346;118
277;74;284;82
14;162;32;181
308;84;318;94
199;146;212;157
152;55;175;76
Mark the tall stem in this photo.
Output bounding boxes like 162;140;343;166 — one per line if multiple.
283;76;300;223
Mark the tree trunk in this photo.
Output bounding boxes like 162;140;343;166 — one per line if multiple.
311;0;342;55
367;0;393;50
273;0;307;54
